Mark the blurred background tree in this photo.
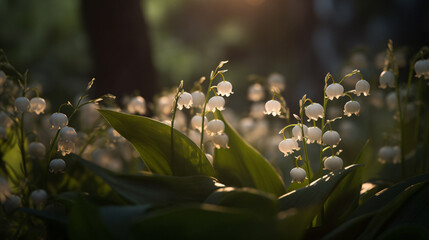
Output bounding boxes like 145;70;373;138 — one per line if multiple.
0;0;428;107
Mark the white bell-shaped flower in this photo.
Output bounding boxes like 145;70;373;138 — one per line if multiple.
278;138;300;156
305;103;324;121
206;119;225;136
307;127;322;144
177;92;193;110
268;73;285;92
247;83;265;102
385;92;398;111
14;97;30;113
127;96;146;115
213;133;229;149
378;146;400;164
30;97;46;115
322;130;341;147
415;59;429;79
217;81;234;97
191;115;207;132
324;156;343;171
355;79;370;96
290;167;307;183
157;96;173;115
60;127;77;142
264;100;281;116
28;142;46;159
207;96;225;112
292;124;308;141
191;91;205;108
379;70;395;89
49;158;66;173
30;189;48;207
57;140;75;156
344;100;360;117
50;113;68;130
326;83;344;100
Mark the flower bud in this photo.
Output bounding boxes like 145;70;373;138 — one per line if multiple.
49;159;66;173
30;189;48;207
355;79;370;96
264;100;281;116
344;100;360;117
191;115;207;132
177;92;193;110
28;142;46;158
58;140;75;156
14;97;30;113
217;81;234;97
213;133;229;149
59;127;77;142
247;83;265;102
414;59;429;79
305;103;324;121
307;127;322;144
49;113;68;130
278;138;300;156
268;73;285;92
379;70;395;89
378;146;400;164
326;83;344;100
292;124;308;141
127;96;147;115
290;167;306;183
30;97;47;115
191;91;205;108
206;119;225;136
324;156;343;171
322;130;341;147
207;96;225;112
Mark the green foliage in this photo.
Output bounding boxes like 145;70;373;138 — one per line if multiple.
99;109;214;176
77;156;222;205
214;111;286;196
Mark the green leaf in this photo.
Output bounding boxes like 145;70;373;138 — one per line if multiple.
204;187;278;216
322;180;429;240
77;156;223;204
348;172;429;219
278;164;361;227
98;109;214;176
213;111;286;196
131;204;282;240
68;196;115;240
323;140;370;224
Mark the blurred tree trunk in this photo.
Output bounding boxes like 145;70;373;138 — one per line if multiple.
81;0;158;101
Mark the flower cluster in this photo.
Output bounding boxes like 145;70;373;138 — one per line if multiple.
266;70;370;182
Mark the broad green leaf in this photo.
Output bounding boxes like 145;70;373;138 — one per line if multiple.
204;187;278;216
98;110;214;176
213;111;286;196
348;172;429;219
131;204;282;240
322;181;429;240
78;156;223;204
68;196;115;240
278;164;361;227
357;181;429;239
323;140;370;224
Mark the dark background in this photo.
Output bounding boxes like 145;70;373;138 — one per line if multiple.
0;0;428;107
